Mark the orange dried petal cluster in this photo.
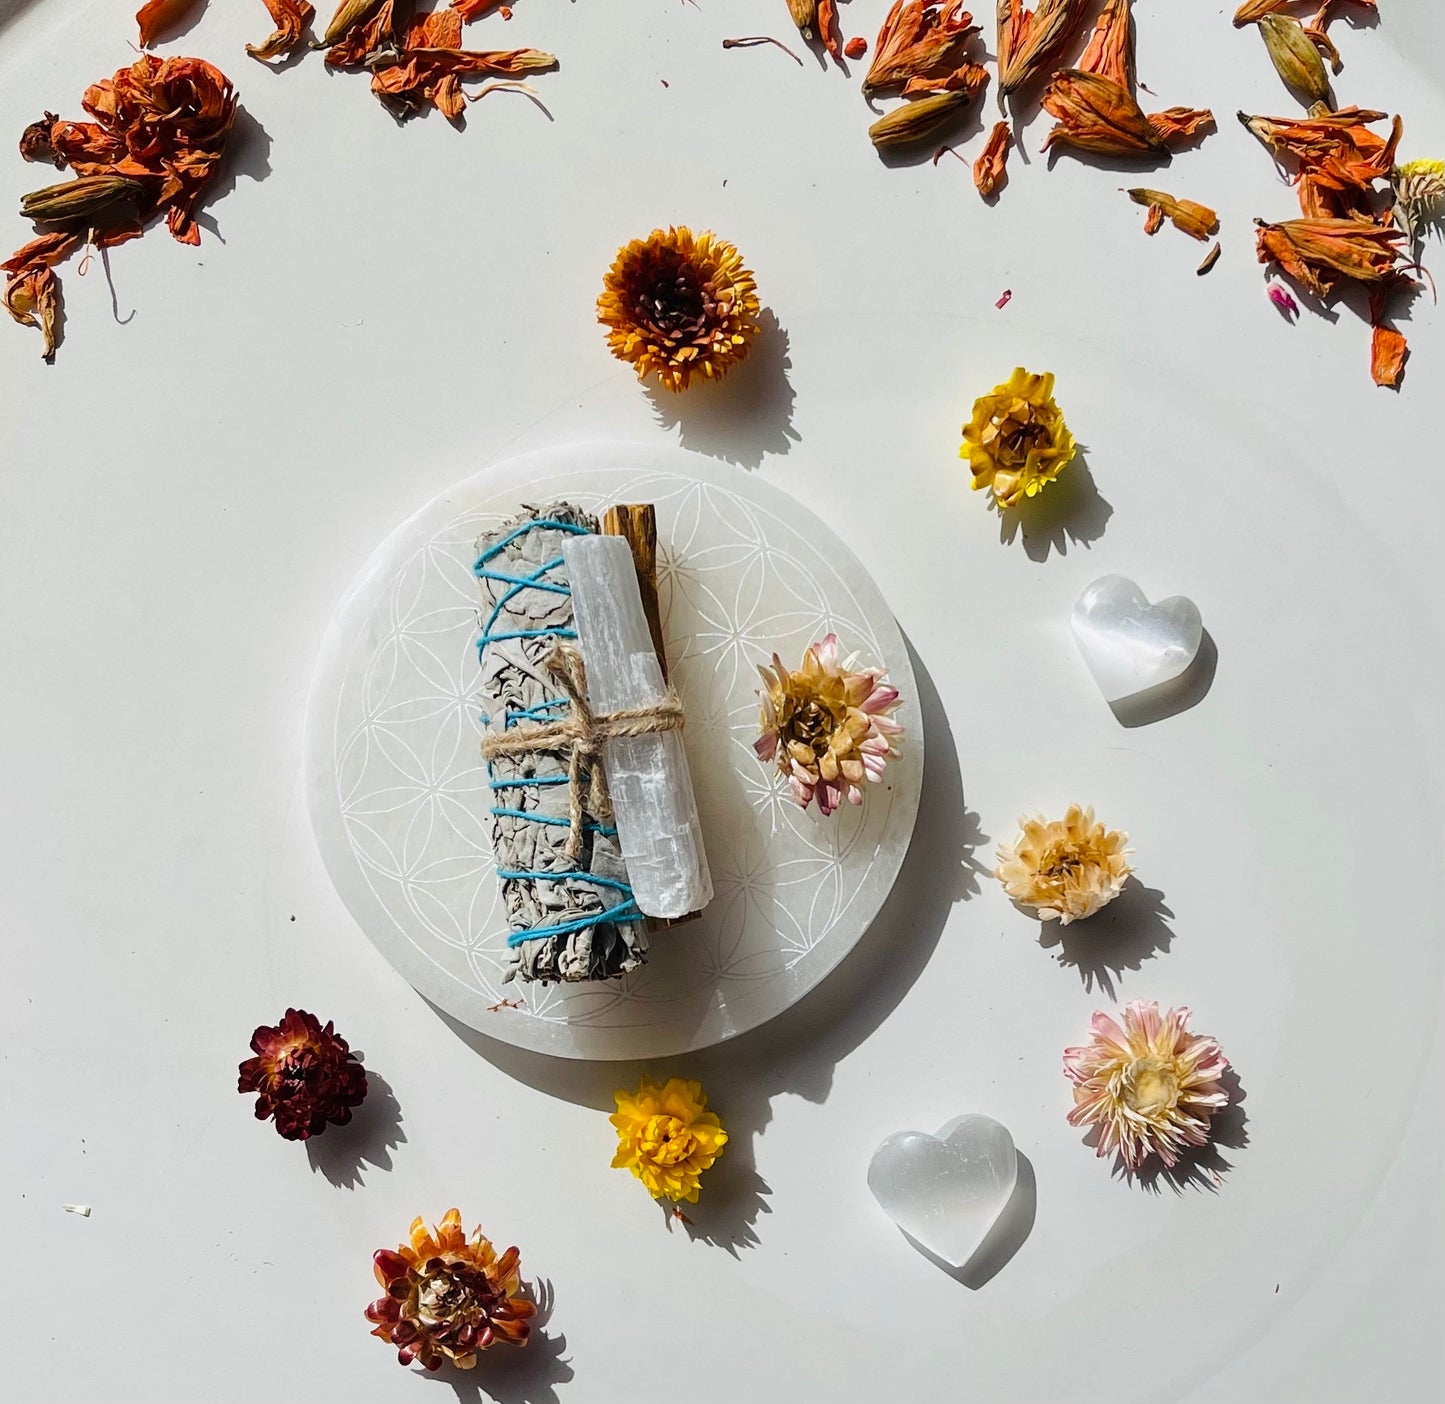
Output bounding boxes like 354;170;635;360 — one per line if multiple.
863;3;980;95
1042;0;1213;158
320;2;556;121
997;0;1091;99
5;55;237;358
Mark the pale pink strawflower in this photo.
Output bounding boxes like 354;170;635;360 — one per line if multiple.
754;633;904;816
1063;1000;1230;1172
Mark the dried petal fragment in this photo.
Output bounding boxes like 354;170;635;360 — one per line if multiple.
869;63;989;147
1126;188;1219;240
1077;0;1134;92
1371;323;1407;387
248;0;316;60
1254;216;1405;297
974;120;1011;197
1197;241;1222;274
1147;107;1215;145
2;232;78;359
1041;70;1164;156
136;0;202;48
997;0;1091;99
863;2;980;95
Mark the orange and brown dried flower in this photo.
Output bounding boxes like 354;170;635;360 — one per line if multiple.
598;227;761;393
1254;216;1405;297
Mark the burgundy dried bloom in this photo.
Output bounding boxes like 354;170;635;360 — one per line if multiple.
237;1008;368;1140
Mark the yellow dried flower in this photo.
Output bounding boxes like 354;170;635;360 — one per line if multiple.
961;367;1077;508
611;1076;727;1204
597;226;760;393
995;805;1131;924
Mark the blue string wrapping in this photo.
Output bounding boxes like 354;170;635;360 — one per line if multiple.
473;504;650;983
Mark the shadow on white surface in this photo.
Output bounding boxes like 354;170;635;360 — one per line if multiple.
645;307;799;469
420;1278;574;1404
433;635;982;1251
305;1072;406;1189
995;451;1113;561
1108;629;1218;729
1036;877;1176;1003
898;1150;1038;1290
197;107;275;244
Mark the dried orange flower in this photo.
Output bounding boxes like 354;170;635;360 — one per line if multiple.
1254;216;1405;298
997;0;1091;100
962;367;1077;508
1241;106;1402;218
366;1210;534;1371
863;2;980;95
1127;188;1219;241
6;55;237;358
1042;0;1212;158
974;119;1011;198
597;227;761;393
248;0;316;61
996;805;1131;924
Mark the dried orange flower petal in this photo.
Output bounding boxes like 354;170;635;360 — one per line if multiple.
1126;188;1220;240
863;2;980;96
248;0;316;61
974;119;1011;198
136;0;202;49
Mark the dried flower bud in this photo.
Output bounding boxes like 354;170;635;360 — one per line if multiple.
869;63;988;148
317;0;383;47
787;0;818;36
1258;15;1330;105
20;174;146;224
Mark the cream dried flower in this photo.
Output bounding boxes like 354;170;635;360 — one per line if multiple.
754;633;904;816
1063;1000;1231;1171
995;804;1130;923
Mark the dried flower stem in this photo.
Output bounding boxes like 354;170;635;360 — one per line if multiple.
722;36;806;67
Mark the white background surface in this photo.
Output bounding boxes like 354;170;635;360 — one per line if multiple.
1;3;1441;1402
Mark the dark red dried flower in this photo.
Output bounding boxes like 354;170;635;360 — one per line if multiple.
237;1008;367;1140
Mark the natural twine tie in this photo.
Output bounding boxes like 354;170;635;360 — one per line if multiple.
480;643;684;861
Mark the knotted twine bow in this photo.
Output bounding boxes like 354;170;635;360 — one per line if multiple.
480;643;685;862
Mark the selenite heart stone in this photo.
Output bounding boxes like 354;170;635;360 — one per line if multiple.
1072;575;1203;703
867;1115;1018;1269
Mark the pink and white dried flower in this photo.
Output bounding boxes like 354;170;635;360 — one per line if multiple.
754;632;904;815
1063;1000;1231;1172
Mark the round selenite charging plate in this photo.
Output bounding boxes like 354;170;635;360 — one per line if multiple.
306;443;923;1059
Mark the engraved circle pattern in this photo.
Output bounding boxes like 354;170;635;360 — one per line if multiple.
307;446;923;1059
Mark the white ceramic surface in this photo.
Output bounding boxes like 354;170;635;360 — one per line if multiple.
305;444;922;1059
1;4;1441;1403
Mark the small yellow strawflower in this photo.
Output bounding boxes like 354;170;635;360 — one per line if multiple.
962;367;1077;509
995;804;1132;924
610;1076;727;1203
